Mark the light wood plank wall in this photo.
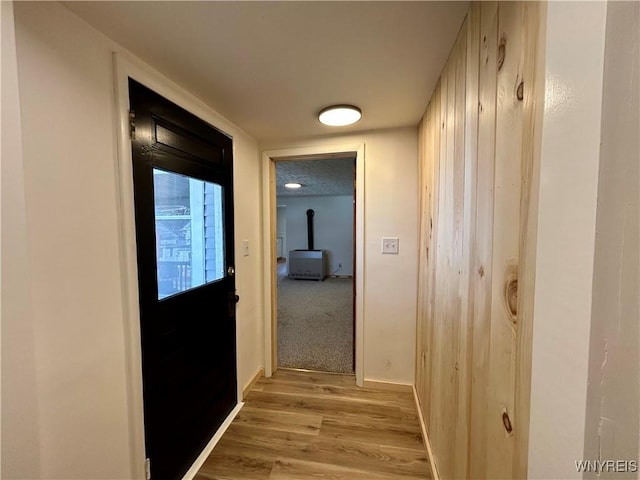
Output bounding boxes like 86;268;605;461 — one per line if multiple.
415;2;544;479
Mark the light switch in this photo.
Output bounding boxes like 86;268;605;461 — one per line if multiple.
381;237;399;254
242;239;249;257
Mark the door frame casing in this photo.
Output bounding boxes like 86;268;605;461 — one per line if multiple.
112;52;244;479
261;145;365;386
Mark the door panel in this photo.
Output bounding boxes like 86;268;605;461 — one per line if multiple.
129;79;237;480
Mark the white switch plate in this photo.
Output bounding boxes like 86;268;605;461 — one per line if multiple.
242;239;249;257
381;237;399;254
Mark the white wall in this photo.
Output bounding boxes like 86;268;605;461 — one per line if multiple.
4;2;263;478
280;195;354;276
263;127;419;384
12;2;132;477
583;1;639;475
1;2;41;477
527;2;608;478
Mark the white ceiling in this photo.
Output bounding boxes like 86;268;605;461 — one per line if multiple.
63;1;469;143
276;157;355;197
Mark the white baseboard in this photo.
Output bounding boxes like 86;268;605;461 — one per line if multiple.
362;378;414;392
412;386;439;480
181;402;244;480
242;367;264;400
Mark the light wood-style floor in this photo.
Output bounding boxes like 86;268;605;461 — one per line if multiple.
195;369;432;480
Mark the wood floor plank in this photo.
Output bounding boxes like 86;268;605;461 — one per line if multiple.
215;426;429;478
222;423;317;449
306;437;430;477
245;389;404;420
261;381;416;409
378;444;432;475
268;457;427;480
319;417;425;450
259;371;417;409
196;452;273;480
196;369;432;479
264;368;357;386
233;404;322;436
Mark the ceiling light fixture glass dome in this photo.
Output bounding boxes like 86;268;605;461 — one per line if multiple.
318;105;362;126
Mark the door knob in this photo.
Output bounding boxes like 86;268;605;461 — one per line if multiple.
234;294;240;303
227;266;235;276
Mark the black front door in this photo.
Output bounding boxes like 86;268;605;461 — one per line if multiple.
129;79;237;480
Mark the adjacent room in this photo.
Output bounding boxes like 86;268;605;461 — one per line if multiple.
275;157;355;374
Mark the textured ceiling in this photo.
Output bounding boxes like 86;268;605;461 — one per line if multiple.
276;157;355;197
63;1;469;143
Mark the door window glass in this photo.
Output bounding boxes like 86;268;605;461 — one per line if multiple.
153;169;224;300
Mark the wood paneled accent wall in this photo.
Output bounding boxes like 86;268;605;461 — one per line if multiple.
415;3;544;479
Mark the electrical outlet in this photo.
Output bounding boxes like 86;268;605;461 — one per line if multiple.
242;239;249;257
381;237;399;254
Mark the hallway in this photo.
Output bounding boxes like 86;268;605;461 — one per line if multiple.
195;370;430;479
3;2;637;479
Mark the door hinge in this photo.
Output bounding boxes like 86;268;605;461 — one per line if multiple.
144;458;151;480
129;110;136;140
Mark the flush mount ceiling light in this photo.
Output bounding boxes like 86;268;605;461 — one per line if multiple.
284;182;302;189
318;105;362;126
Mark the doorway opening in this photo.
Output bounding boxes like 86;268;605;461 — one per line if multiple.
275;157;355;373
262;145;365;385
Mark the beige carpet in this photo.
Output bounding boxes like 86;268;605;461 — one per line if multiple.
277;275;354;373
